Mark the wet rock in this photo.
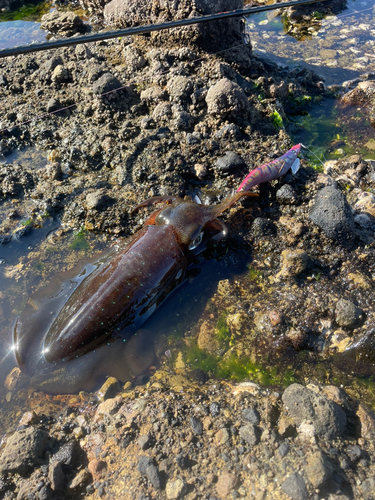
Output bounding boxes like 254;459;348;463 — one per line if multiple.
282;384;347;439
206;78;250;120
96;396;123;418
93;73;123;96
0;427;50;475
309;186;355;244
281;472;308;500
239;424;260;446
166;477;187;499
4;367;29;391
96;377;122;401
276;249;308;279
40;11;84;35
276;184;297;205
335;299;365;329
215;151;246;173
19;411;39;427
216;472;237;498
305;450;333;489
85;189;113;211
251;217;276;237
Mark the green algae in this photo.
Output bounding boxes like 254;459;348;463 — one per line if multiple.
70;227;90;252
270;110;283;129
184;340;299;388
0;1;50;22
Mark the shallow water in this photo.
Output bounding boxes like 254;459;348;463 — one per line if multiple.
246;0;375;163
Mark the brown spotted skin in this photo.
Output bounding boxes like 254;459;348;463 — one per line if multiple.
42;225;186;362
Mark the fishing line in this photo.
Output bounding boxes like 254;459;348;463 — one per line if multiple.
0;0;329;59
301;143;326;167
0;41;248;135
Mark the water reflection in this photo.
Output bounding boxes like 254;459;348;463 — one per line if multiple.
246;0;375;85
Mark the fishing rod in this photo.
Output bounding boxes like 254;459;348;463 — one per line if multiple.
0;0;328;59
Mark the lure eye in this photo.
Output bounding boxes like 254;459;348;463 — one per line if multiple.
188;232;203;250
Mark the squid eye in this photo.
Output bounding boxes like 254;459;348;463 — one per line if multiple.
188;232;203;250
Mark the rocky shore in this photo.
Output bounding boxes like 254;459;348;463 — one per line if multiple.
1;0;375;499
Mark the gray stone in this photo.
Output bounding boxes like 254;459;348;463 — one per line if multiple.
138;455;153;475
276;184;297;205
278;442;289;457
93;73;123;96
282;384;347;439
146;464;161;489
189;416;203;435
242;407;260;424
167;76;193;102
206;78;250;120
0;427;49;475
239;424;260;446
335;299;364;329
309;186;355;244
281;472;308;500
51;440;81;467
215;151;246;173
51;65;70;85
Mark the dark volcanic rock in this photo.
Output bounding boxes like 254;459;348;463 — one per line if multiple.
206;78;250;120
215;151;246;173
93;73;123;96
0;427;49;475
282;383;347;439
281;472;308;500
335;298;365;329
309;186;355;244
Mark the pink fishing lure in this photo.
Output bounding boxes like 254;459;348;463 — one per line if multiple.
237;144;301;193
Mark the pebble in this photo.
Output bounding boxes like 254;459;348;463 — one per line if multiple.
215;152;246;173
335;298;364;329
276;184;297;204
165;477;187;499
189;416;204;435
238;424;260;446
276;249;308;279
216;472;237;499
